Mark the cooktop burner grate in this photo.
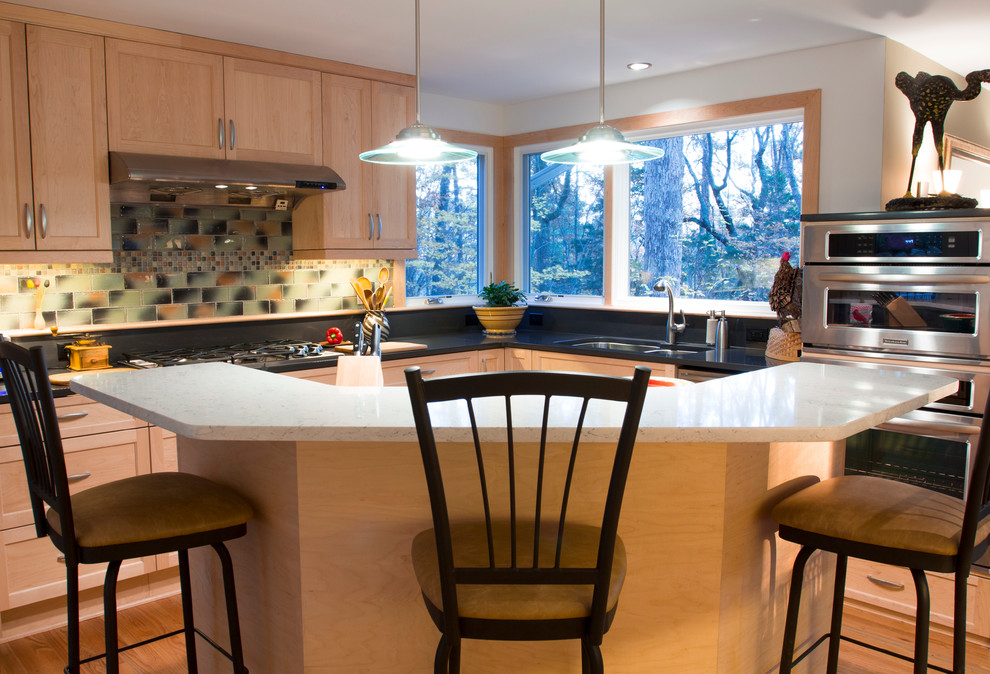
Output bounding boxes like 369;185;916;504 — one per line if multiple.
120;339;328;368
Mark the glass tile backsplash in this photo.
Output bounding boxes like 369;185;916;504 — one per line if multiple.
0;205;390;332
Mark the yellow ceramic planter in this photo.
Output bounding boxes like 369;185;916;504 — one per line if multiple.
472;305;526;335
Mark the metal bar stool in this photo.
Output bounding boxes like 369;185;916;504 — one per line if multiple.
0;342;254;673
405;365;651;673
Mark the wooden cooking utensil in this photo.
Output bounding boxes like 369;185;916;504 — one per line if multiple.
381;282;392;308
357;276;373;295
351;279;371;309
364;288;375;309
378;267;389;285
372;286;384;309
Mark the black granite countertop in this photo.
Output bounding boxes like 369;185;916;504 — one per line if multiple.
269;328;773;375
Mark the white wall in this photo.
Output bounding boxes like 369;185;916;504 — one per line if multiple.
882;39;990;204
424;37;889;213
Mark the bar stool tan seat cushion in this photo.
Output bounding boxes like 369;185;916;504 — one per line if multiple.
47;473;254;549
772;475;990;556
411;521;626;621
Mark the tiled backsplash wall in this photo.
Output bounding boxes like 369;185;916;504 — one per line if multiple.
0;204;388;332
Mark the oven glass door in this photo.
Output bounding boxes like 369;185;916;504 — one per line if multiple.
803;265;990;359
845;419;971;498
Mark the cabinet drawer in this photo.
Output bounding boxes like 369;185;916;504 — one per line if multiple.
845;558;988;638
0;428;150;531
0;524;153;610
381;352;478;386
530;351;675;378
0;395;145;447
283;367;337;385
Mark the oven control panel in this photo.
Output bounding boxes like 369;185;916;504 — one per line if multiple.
827;230;980;259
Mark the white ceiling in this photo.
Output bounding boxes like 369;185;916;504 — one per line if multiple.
11;0;990;105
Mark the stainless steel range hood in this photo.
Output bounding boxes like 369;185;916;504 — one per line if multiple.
108;152;345;207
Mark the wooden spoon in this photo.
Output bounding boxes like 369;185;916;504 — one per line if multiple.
356;276;373;295
378;267;389;286
364;288;375;310
351;279;371;310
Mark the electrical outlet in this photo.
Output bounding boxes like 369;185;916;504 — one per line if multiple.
746;327;770;342
274;198;290;211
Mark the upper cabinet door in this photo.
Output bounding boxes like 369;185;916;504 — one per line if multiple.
106;40;225;159
106;41;323;165
26;26;110;254
0;21;34;251
369;81;416;250
223;58;322;165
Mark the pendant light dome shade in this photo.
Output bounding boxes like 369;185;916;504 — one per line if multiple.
541;0;663;166
359;0;477;166
541;123;664;165
359;123;477;165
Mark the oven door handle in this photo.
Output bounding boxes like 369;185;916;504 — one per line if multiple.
817;272;990;285
876;417;982;436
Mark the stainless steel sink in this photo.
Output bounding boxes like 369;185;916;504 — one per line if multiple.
554;338;712;356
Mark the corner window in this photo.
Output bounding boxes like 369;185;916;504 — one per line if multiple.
622;121;803;303
522;156;605;296
407;150;489;301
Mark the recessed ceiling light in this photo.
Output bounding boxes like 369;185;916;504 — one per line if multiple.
215;184;229;189
244;186;258;191
627;62;652;71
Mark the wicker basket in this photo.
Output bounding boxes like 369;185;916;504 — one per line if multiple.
765;327;802;362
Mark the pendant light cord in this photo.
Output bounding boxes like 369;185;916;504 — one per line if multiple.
598;0;605;125
415;0;422;125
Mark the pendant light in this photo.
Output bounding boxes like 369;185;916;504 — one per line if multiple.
359;0;477;165
541;0;664;165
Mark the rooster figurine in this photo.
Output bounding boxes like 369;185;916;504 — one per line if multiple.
768;251;802;330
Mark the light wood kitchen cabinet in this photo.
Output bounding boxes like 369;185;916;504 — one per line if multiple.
0;396;153;611
106;40;323;165
0;23;111;262
845;558;990;641
506;348;676;378
293;74;416;259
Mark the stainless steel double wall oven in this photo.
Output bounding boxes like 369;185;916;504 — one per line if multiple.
802;210;990;569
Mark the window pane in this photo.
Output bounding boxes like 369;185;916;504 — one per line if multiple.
525;153;604;295
627;123;803;301
408;158;483;298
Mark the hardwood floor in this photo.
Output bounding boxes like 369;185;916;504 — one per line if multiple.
0;596;987;672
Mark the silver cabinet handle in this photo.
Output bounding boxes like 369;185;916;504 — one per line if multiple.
56;412;89;422
67;472;91;482
24;203;33;238
218;118;224;149
229;119;235;150
376;214;383;240
57;555;65;564
421;369;437;375
867;575;905;590
368;213;374;240
39;204;47;239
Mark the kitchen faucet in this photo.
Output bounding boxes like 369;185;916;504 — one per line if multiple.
653;279;686;345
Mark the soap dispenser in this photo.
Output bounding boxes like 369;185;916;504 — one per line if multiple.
705;310;718;346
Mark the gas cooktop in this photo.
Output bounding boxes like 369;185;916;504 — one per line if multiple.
119;339;335;369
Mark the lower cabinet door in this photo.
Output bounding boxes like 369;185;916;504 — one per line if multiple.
845;558;989;639
0;428;150;530
0;525;154;610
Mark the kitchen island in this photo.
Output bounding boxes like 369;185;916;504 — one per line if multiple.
70;362;956;673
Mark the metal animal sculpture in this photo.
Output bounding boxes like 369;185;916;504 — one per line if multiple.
896;69;990;197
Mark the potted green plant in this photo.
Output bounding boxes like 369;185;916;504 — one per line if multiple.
473;281;527;335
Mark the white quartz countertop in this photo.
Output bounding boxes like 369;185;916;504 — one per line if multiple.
68;361;957;444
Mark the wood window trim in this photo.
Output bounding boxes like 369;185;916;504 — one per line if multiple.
497;90;821;283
